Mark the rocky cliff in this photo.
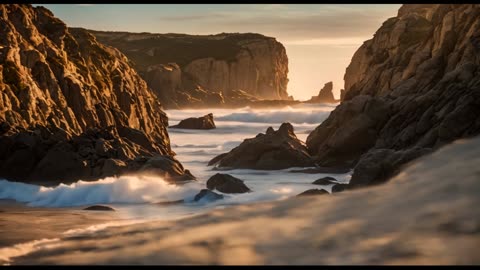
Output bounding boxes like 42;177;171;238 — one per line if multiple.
89;30;290;108
307;4;480;187
0;4;193;185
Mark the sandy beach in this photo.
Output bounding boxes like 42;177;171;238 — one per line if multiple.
0;200;119;248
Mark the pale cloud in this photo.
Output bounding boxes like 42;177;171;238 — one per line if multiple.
156;5;400;44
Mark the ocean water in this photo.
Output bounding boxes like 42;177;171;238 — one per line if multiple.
0;103;350;221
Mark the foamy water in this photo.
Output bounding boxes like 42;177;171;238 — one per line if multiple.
0;103;350;220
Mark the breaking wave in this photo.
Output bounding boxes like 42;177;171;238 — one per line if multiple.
0;176;202;208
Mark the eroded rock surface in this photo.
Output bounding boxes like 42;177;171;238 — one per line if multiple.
0;4;193;185
209;123;314;170
307;4;480;187
90;31;291;108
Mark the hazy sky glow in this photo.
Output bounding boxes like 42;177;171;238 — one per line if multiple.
38;4;401;100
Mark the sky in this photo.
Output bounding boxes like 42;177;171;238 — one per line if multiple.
37;4;401;100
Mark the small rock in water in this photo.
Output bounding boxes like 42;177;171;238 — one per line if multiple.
83;205;115;211
194;189;224;202
312;176;337;185
170;113;216;130
297;189;329;197
206;173;251;194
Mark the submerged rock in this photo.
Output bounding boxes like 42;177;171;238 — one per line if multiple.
296;189;329;197
312;177;337;185
209;123;314;170
194;189;224;202
83;205;115;211
170;113;216;130
206;173;251;194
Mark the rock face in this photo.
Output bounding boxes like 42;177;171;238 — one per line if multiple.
307;81;337;103
307;4;480;187
206;173;251;194
89;31;290;109
170;113;216;130
0;5;193;185
209;123;314;170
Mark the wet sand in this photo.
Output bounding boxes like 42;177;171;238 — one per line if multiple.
0;200;118;248
1;137;479;265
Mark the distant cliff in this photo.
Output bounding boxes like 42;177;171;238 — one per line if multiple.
307;4;480;187
0;4;193;184
88;30;290;108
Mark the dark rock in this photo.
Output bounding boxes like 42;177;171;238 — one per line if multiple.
206;173;251;194
171;113;216;130
209;123;314;170
194;189;224;202
83;205;115;211
297;189;329;197
207;153;228;166
312;177;337;185
331;184;349;193
349;148;432;188
136;155;196;183
306;81;338;103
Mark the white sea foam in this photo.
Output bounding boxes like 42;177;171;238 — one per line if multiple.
0;176;202;208
216;108;331;124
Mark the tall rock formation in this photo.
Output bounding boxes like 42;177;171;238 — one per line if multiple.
89;30;290;108
307;81;338;103
0;4;193;185
307;4;480;187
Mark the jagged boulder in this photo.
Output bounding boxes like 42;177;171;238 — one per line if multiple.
209;123;315;170
307;81;337;103
170;113;216;130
